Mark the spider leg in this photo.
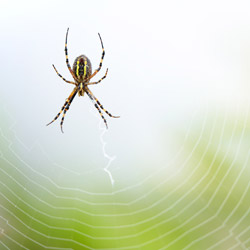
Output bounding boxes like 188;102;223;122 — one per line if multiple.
85;89;108;129
65;28;78;81
52;64;75;85
47;87;78;126
88;33;105;81
60;90;78;133
87;68;108;86
85;86;120;118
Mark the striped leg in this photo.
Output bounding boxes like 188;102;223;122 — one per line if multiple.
46;88;78;127
52;64;75;85
85;86;120;118
85;90;108;129
88;33;105;80
60;90;78;133
65;28;78;81
87;68;108;86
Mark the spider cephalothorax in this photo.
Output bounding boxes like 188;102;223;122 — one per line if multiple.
47;28;119;132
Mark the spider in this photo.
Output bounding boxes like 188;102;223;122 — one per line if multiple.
47;28;119;133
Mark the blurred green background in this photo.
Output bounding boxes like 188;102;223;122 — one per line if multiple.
1;0;250;249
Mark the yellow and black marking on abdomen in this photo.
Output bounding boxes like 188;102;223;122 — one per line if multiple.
73;55;92;82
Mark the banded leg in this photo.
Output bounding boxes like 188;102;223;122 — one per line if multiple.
60;90;78;133
46;87;78;126
88;33;105;80
87;68;108;86
85;90;108;129
52;64;75;85
65;28;78;81
85;86;120;118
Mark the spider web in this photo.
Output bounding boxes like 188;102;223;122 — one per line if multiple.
1;95;250;250
1;1;250;249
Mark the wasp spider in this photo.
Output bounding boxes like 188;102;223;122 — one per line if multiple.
47;28;119;133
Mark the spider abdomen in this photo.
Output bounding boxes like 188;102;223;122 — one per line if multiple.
73;55;92;82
